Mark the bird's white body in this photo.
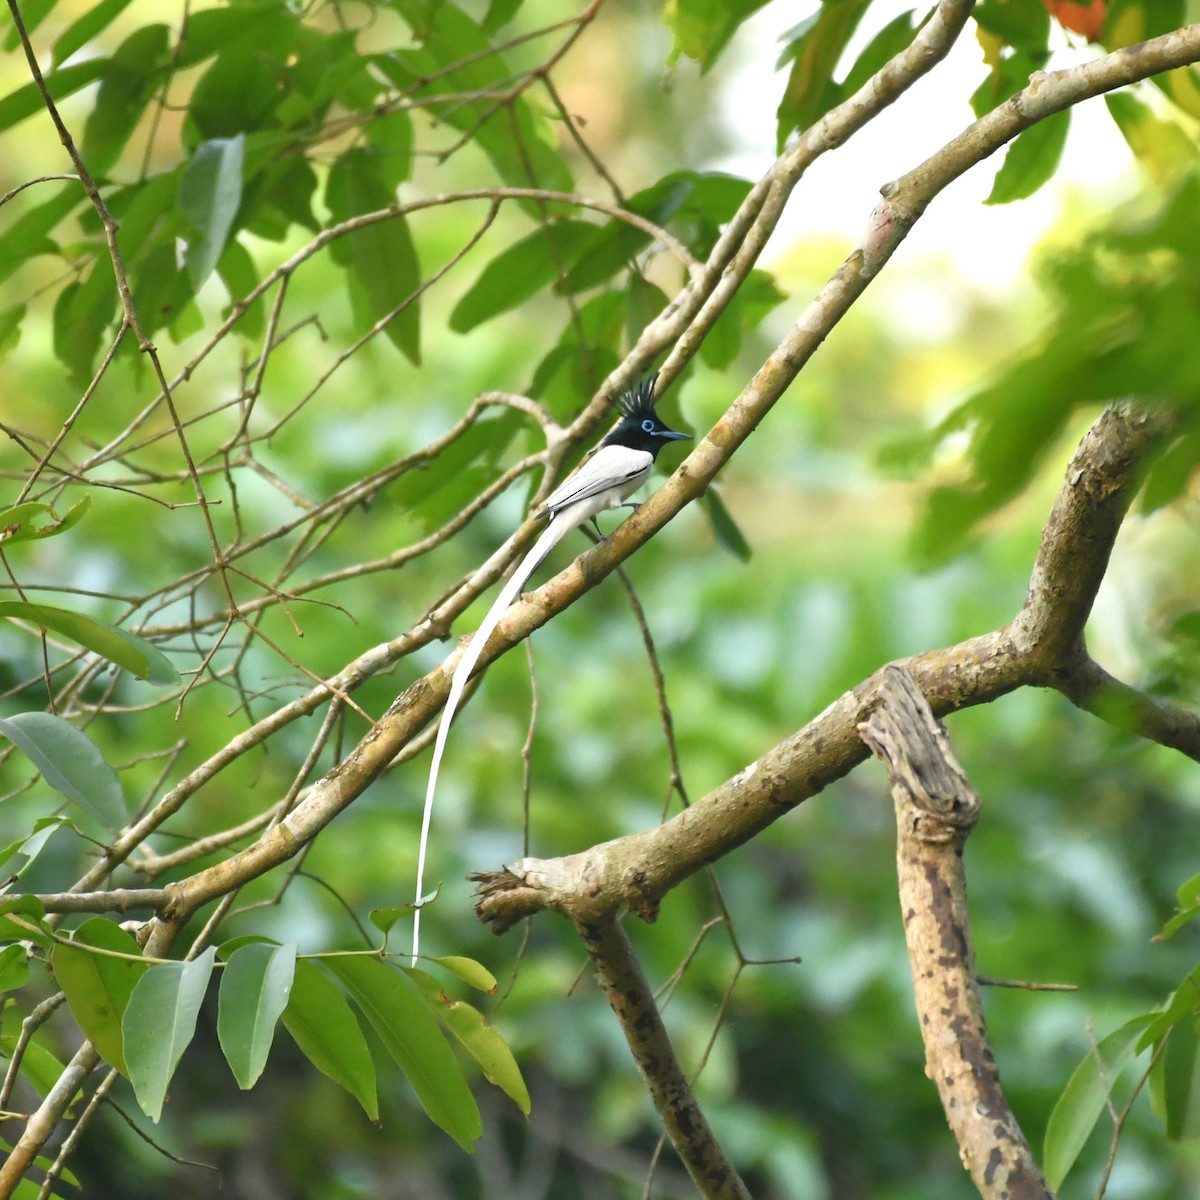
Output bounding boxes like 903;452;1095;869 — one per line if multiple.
411;444;656;962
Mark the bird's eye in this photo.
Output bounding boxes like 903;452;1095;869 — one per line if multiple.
641;418;655;433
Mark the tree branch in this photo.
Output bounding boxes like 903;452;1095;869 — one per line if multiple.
576;915;751;1200
859;665;1051;1200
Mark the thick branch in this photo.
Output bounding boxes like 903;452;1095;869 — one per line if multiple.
859;666;1050;1200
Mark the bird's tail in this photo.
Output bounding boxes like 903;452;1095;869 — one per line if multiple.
411;512;570;965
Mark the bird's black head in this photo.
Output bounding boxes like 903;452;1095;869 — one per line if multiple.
601;374;691;458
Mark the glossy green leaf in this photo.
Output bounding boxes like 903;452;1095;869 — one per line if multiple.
985;110;1071;204
52;919;148;1075
0;712;125;831
407;968;529;1114
0;944;30;993
449;220;594;332
52;0;137;68
1044;1018;1146;1189
0;601;178;684
282;959;378;1121
326;147;421;363
0;497;90;546
326;956;482;1150
122;948;216;1123
179;135;245;288
217;942;296;1089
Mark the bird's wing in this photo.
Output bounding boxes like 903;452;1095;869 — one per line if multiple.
540;445;653;515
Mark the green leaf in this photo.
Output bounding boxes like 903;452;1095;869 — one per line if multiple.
0;896;52;951
375;3;572;203
81;24;171;175
776;0;872;149
1;0;54;50
1138;965;1200;1052
664;0;772;72
326;147;421;363
985;110;1071;205
0;1000;65;1098
52;918;148;1075
0;304;24;362
326;956;482;1150
429;956;497;993
217;942;296;1089
51;255;119;382
1106;92;1200;187
0;600;178;684
0;497;90;547
407;968;529;1114
698;266;786;368
0;943;30;993
838;9;921;98
368;907;409;937
1044;1018;1147;1189
179;135;245;288
0;712;125;831
122;948;216;1123
52;0;137;68
482;0;524;34
0;184;81;286
363;109;413;190
449;221;594;332
0;58;109;135
1152;1016;1200;1140
281;959;378;1121
1159;872;1200;940
702;490;752;562
184;10;297;141
0;816;70;881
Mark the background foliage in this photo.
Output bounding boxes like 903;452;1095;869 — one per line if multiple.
2;0;1200;1197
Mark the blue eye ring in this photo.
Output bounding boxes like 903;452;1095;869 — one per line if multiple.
641;418;655;433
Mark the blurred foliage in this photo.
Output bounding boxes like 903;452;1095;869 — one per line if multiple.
1;1;1200;1199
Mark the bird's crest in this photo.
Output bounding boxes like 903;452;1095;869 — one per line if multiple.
617;373;661;421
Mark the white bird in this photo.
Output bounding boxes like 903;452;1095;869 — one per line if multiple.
411;376;690;963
